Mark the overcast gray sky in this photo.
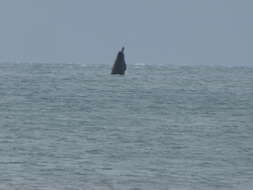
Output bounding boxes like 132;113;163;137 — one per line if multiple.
0;0;252;66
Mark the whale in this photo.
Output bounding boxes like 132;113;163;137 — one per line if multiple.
111;47;127;75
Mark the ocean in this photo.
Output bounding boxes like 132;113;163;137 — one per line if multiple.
0;63;252;190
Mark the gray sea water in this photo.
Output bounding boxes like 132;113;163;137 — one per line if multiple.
0;63;252;190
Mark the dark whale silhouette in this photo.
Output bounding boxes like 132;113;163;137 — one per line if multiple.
111;47;127;75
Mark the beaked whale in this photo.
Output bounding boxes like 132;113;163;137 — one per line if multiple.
111;47;127;75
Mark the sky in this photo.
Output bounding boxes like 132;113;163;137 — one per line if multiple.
0;0;252;66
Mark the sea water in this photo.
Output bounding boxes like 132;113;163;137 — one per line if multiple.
0;63;252;190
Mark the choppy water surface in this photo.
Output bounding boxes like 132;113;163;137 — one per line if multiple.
0;63;253;190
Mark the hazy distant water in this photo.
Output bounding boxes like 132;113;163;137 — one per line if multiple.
0;63;252;190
